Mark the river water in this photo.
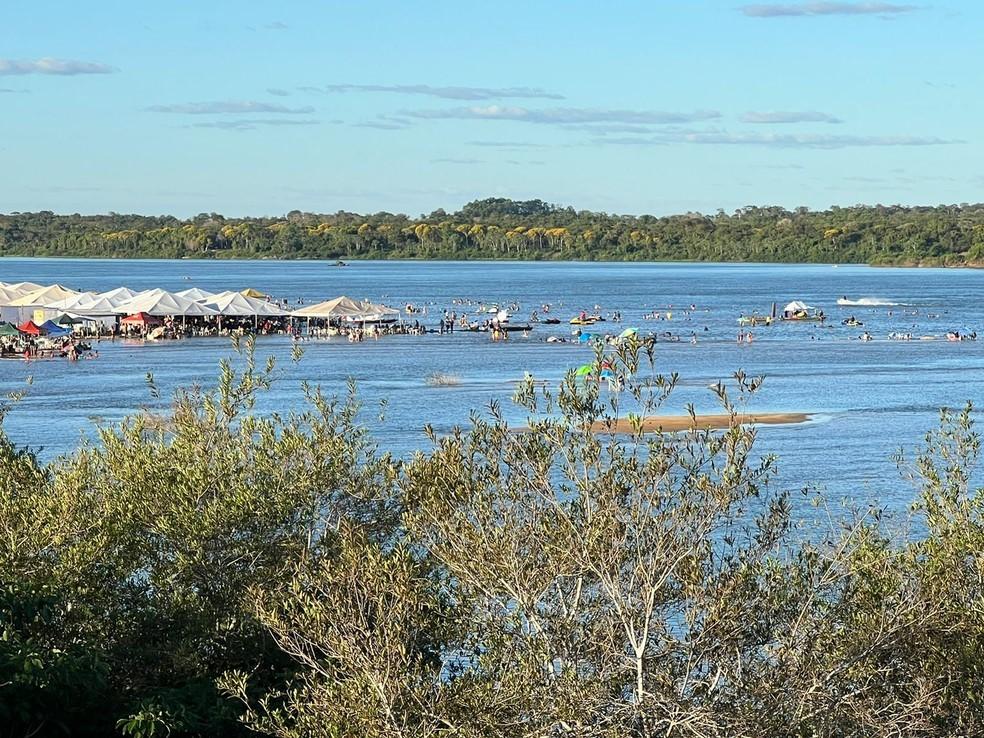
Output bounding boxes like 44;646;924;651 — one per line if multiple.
2;258;982;517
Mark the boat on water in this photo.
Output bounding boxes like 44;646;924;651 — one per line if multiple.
466;323;532;333
780;301;826;323
842;317;863;327
570;314;605;326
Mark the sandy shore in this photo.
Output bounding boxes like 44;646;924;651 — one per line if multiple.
591;412;811;433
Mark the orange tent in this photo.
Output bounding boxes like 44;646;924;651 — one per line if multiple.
17;320;42;335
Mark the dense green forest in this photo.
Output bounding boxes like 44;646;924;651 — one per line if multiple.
2;341;984;737
3;198;984;264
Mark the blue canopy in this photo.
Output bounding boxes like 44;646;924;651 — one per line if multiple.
39;320;71;337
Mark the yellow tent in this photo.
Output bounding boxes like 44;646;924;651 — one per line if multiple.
240;288;267;299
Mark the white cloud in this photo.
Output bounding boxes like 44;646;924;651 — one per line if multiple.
147;101;315;114
304;84;564;100
741;2;917;17
0;58;116;75
741;110;843;123
404;105;721;125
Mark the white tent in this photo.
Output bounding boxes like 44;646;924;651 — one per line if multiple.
97;287;142;305
202;291;286;317
292;296;368;319
5;284;81;308
1;284;82;323
0;285;29;305
176;287;217;302
3;281;43;295
45;292;100;312
354;300;400;322
114;289;220;316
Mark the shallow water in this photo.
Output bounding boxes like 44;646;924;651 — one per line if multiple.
2;258;982;517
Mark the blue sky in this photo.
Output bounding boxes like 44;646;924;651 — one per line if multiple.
1;1;980;217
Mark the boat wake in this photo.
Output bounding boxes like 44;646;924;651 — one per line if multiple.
836;297;905;307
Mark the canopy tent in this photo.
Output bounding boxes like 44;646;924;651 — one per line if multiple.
121;312;163;326
17;320;42;336
1;282;43;297
202;291;286;317
175;287;217;302
0;322;20;337
291;296;367;319
240;288;268;299
44;292;100;312
0;285;31;304
113;289;220;316
352;301;400;322
65;296;129;316
56;313;87;325
39;320;71;337
96;287;142;305
5;284;82;307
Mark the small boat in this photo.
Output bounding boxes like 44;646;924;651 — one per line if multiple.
570;314;605;326
842;317;863;327
466;323;532;333
780;301;825;322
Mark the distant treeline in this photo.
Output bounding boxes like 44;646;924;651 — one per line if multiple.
3;198;984;264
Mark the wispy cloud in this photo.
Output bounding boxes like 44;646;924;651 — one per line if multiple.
264;21;288;30
431;157;484;165
189;119;320;131
740;2;917;17
147;100;315;114
468;140;550;149
595;131;962;149
0;58;116;76
302;83;564;100
353;114;413;130
742;110;843;123
266;87;290;96
0;87;29;93
403;105;721;125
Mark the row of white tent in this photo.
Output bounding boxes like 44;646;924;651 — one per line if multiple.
0;282;400;325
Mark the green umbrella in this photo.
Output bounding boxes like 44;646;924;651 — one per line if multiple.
0;322;20;337
574;364;594;377
618;327;638;339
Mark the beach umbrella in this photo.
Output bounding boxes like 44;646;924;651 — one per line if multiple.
574;364;594;377
577;333;595;343
618;327;638;339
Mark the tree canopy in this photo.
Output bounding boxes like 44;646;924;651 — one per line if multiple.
3;199;984;264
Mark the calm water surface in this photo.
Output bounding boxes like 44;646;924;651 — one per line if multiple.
2;258;983;517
